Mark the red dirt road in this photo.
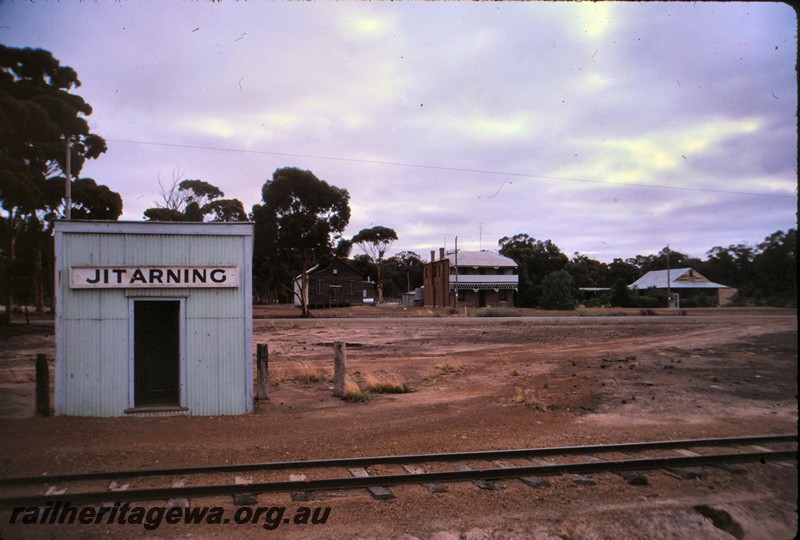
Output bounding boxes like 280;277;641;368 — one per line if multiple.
0;307;796;538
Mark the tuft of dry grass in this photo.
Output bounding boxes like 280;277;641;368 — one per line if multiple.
434;357;465;375
271;361;331;385
511;387;546;410
362;371;413;394
341;376;369;402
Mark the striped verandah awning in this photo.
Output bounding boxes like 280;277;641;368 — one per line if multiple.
451;282;518;291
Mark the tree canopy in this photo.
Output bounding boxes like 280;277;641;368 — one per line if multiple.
608;278;632;307
144;177;246;222
1;45;117;321
498;233;568;308
702;229;796;306
44;177;123;221
252;167;350;315
352;225;398;303
539;269;576;310
496;229;796;309
382;251;424;299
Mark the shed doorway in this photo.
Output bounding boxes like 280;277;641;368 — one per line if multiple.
329;285;342;306
133;300;181;407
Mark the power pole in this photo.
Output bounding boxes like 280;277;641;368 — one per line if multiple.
454;236;459;309
665;245;671;308
65;135;72;220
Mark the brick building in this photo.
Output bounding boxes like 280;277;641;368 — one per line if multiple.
423;248;518;308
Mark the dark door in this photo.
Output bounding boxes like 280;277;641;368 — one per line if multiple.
134;300;180;407
478;290;486;308
329;285;342;306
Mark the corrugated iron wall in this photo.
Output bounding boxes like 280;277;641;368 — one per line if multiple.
55;223;253;417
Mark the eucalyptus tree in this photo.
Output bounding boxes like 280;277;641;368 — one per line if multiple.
352;226;398;303
144;177;246;222
252;167;350;316
539;269;576;310
498;233;568;308
381;251;424;300
0;45;110;321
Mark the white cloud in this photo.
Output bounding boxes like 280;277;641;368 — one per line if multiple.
1;1;795;263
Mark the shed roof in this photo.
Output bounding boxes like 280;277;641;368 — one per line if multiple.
446;251;517;268
629;268;729;289
55;220;254;236
295;258;367;280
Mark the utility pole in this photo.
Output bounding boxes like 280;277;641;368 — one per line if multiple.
665;244;671;308
454;236;459;309
65;135;72;220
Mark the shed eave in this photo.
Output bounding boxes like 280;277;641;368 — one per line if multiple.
55;220;254;237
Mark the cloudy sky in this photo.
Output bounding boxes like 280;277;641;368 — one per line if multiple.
2;1;796;262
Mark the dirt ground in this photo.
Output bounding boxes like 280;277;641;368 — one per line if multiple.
0;306;797;539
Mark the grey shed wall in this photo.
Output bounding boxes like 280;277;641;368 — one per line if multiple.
54;221;254;416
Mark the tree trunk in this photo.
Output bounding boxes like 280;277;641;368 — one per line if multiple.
300;248;310;317
35;353;50;416
256;344;269;400
376;262;384;303
3;230;17;325
34;237;45;312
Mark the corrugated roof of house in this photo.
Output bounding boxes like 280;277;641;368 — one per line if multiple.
629;268;729;289
294;258;365;280
446;251;517;268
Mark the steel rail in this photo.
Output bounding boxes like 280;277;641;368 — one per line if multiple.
0;433;795;487
1;448;795;508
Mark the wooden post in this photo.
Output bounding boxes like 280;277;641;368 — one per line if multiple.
332;341;347;397
35;353;49;416
256;344;269;400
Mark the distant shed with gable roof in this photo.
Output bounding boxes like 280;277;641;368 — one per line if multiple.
293;258;375;308
629;267;735;306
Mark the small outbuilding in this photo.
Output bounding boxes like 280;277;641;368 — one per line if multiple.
54;221;254;416
293;258;375;308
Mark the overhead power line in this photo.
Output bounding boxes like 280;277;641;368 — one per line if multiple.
107;138;795;199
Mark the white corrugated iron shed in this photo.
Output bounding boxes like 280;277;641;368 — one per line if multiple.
54;220;254;417
629;268;729;290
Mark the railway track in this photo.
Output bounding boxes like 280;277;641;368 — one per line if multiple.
1;433;795;507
